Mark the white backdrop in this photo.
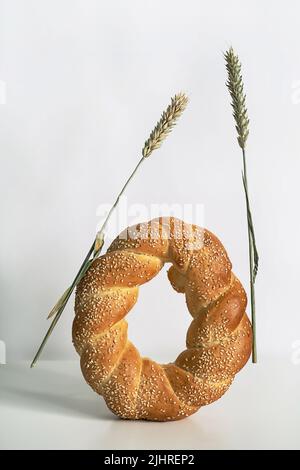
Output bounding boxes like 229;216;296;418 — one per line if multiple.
1;0;300;365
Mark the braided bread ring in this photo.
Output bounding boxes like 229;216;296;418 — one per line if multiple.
73;218;252;421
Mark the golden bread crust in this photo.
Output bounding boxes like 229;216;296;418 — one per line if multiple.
73;217;252;421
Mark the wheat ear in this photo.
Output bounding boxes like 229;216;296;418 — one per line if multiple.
142;93;188;158
224;47;249;149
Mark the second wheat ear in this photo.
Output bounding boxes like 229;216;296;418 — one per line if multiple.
30;92;188;368
224;47;259;363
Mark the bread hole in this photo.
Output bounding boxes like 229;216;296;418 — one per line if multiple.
127;264;190;364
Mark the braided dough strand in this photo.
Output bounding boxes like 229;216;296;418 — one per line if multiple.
73;217;252;421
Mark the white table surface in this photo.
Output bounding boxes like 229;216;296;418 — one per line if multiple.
0;359;299;450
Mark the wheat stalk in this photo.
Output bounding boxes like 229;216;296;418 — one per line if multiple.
31;92;188;368
93;92;188;254
224;47;259;363
142;93;188;158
